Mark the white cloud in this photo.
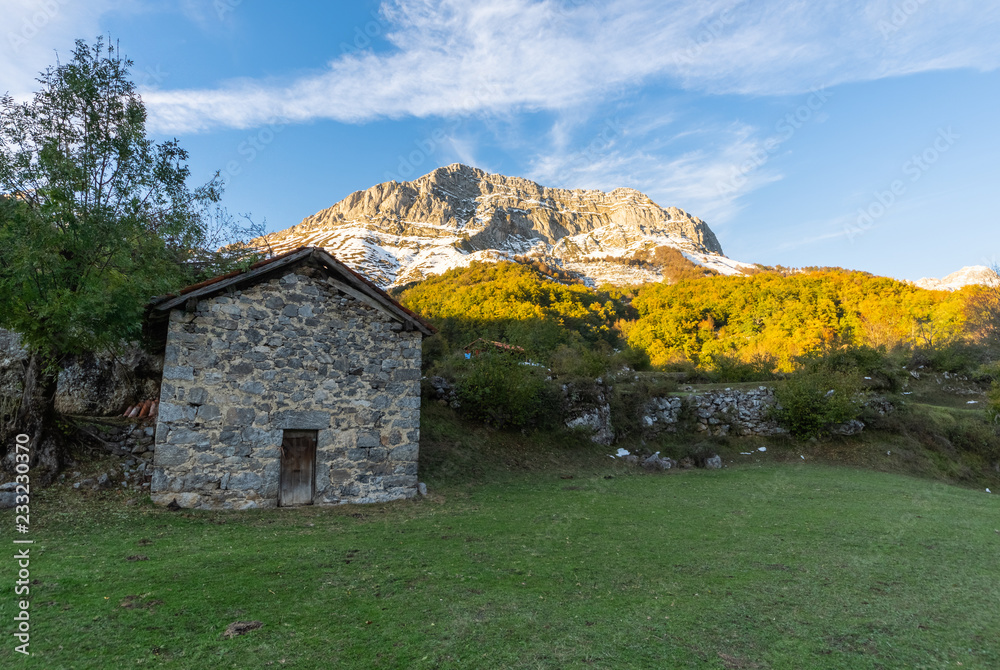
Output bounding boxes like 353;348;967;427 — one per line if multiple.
0;0;123;99
527;117;782;225
142;0;1000;133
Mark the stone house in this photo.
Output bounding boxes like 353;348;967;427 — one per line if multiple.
145;247;434;510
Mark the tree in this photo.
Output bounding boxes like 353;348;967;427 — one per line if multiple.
0;38;259;482
964;265;1000;353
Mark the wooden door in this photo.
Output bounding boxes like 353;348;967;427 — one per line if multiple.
280;430;317;506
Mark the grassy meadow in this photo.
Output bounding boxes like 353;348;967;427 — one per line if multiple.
2;404;999;669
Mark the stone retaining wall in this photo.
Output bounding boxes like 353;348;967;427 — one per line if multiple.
564;384;790;443
644;387;788;437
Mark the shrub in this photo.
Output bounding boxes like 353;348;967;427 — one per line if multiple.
455;351;559;429
944;415;1000;462
800;345;905;393
609;374;680;440
706;352;779;383
772;371;863;438
988;381;1000;427
549;342;609;378
909;342;991;375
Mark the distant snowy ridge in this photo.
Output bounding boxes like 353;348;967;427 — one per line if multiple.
915;266;1000;291
259;163;751;288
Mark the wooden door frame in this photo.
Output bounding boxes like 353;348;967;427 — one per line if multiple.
279;429;317;507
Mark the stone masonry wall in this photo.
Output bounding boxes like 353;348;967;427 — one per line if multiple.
151;263;423;510
643;387;788;437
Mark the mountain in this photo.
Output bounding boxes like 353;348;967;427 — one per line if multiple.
915;266;999;291
259;163;752;288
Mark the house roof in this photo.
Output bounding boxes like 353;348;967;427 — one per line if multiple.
146;247;436;339
464;338;526;354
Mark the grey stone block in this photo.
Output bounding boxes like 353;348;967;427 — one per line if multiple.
185;474;221;490
150;468;168;491
224;407;256;425
231;362;254;376
366;448;388;462
390;444;418;461
273;410;329;429
227;472;263;491
163;365;194;381
196;404;221;423
189;349;218;367
157;402;195;423
155;445;189;467
187;387;208;405
240;381;265;395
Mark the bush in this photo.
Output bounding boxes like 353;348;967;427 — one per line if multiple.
609;374;680;440
909;342;991;375
944;415;1000;462
549;342;609;378
799;345;905;393
455;351;559;429
705;352;779;383
989;382;1000;427
772;371;863;438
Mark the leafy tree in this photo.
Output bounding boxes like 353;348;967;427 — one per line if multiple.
0;38;258;481
964;265;1000;353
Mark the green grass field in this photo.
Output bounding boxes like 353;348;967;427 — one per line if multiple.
2;439;998;669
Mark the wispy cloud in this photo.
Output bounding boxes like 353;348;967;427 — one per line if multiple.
0;0;122;99
527;116;782;225
142;0;1000;133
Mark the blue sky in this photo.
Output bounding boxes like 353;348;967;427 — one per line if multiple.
3;0;999;281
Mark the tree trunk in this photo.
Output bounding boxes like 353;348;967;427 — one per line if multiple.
5;352;62;485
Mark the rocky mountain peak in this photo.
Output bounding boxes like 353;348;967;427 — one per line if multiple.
915;265;1000;291
260;164;739;287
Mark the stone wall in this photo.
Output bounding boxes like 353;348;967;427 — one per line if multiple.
565;384;789;443
151;263;423;510
643;387;788;437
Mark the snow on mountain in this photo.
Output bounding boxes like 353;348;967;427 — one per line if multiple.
915;266;1000;291
259;163;750;288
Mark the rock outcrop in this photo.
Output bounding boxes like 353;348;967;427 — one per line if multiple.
260;164;746;287
915;265;1000;291
0;328;163;417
